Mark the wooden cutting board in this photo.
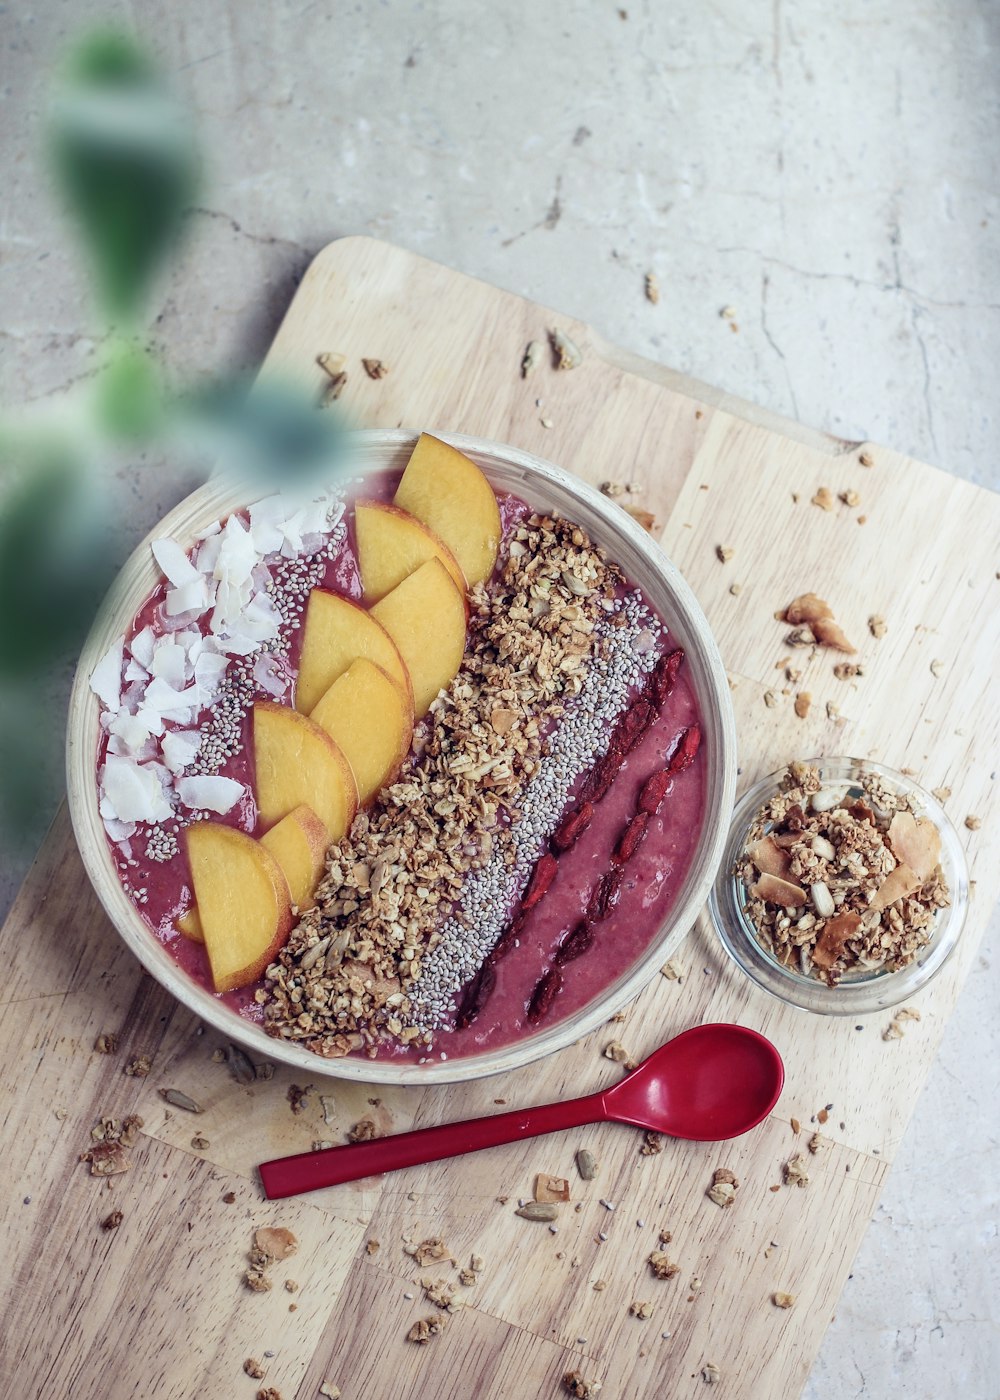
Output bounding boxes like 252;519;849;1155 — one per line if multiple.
2;237;997;1400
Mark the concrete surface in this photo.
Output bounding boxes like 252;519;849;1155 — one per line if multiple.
2;2;998;1396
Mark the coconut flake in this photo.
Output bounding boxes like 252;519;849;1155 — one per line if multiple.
175;775;244;814
161;729;202;774
249;496;287;556
101;756;173;824
193;652;229;697
123;658;149;685
195;532;223;575
108;710;154;754
102;815;137;843
151;537;201;589
165;577;211;618
253;653;287;698
150;641;188;687
128;625;156;671
90;639;124;711
214;515;257;591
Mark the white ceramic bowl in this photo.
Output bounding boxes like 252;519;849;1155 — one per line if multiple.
67;429;737;1083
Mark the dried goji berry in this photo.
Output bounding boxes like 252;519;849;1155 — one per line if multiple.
455;962;497;1029
609;699;654;758
638;768;672;815
526;967;562;1023
551;801;595;853
521;852;559;911
491;910;526;962
578;752;622;804
555;920;595;965
649;647;684;707
587;866;624;922
666;723;701;775
613;812;649;865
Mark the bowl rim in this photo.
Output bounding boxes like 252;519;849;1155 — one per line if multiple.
66;427;737;1082
708;755;970;1016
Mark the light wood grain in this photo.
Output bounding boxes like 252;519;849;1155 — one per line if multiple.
2;236;997;1400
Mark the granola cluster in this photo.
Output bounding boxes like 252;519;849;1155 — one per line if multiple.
740;762;950;984
263;515;621;1056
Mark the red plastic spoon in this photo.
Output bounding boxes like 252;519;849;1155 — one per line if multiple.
259;1023;783;1200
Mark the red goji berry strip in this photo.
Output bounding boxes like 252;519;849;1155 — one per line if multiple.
521;852;559;910
550;801;595;853
638;768;672;815
666;723;701;775
649;647;684;708
455;961;497;1029
554;920;596;965
526;967;562;1023
613;811;649;865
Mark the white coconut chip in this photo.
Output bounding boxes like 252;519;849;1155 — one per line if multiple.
108;710;154;755
149;641;188;687
90;638;124;711
195;531;223;575
129;626;156;670
165;576;212;618
101;756;173;824
175;774;244;814
151;537;201;589
249;496;287;557
102;815;137;843
162;729;202;774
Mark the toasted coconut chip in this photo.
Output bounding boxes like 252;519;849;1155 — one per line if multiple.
750;873;807;908
748;835;793;880
811;911;862;970
784;593;833;626
887;811;941;883
870;862;921;912
813;617;856;653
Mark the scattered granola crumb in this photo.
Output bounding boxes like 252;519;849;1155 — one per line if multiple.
366;1238;380;1256
639;1131;663;1157
773;1292;796;1309
629;1300;653;1319
94;1032;118;1054
859;450;874;467
123;1055;152;1078
648;1250;680;1280
644;272;660;305
244;1269;272;1293
244;1359;266;1379
763;690;779;709
403;1238;449;1267
287;1084;312;1115
600;481;626;498
702;1362;721;1385
190;1135;210;1151
868;614;887;639
783;1154;809;1188
550;327;583;370
660;958;684;981
420;1276;459;1311
931;787;951;803
210;1047;226;1063
255;1227;299;1262
839;488;861;507
458;1268;477;1286
883;1006;922;1040
81;1139;133;1178
347;1118;378;1143
317;351;346;379
930;658;945;678
563;1371;602;1399
833;662;863;681
407;1315;446;1344
706;1167;739;1208
658;1228;672;1244
965;814;982;831
811;487;835;512
100;1209;123;1230
716;545;734;563
534;1174;571;1203
794;692;812;719
319;1386;342;1400
256;1389;282;1400
603;1040;634;1067
362;358;388;379
720;305;736;320
826;701;840;721
592;1279;607;1291
539;417;553;429
807;1132;823;1154
222;1192;237;1204
729;582;743;596
622;504;657;532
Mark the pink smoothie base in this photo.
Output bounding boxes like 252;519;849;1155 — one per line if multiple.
99;473;706;1059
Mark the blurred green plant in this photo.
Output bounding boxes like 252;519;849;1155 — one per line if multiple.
0;28;342;861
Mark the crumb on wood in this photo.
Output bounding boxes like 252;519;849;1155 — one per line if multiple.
660;959;684;981
563;1371;602;1398
808;1132;823;1153
859;450;874;467
702;1362;721;1385
965;814;982;831
403;1237;450;1267
644;272;660;305
883;1006;921;1041
100;1209;123;1230
407;1315;446;1344
123;1055;152;1078
639;1131;663;1156
347;1117;378;1142
534;1173;571;1203
284;1279;299;1293
868;614;887;638
362;358;388;379
706;1167;739;1208
811;487;835;512
715;545;734;563
783;1154;809;1188
629;1300;653;1319
243;1358;266;1379
287;1083;312;1114
222;1192;236;1204
603;1040;635;1068
366;1238;380;1255
254;1227;298;1262
256;1389;282;1400
319;1386;342;1400
94;1032;118;1054
648;1250;680;1280
772;1292;796;1309
839;488;861;507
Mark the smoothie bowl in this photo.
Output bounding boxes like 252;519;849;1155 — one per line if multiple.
67;430;736;1083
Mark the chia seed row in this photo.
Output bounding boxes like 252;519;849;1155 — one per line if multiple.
408;589;663;1030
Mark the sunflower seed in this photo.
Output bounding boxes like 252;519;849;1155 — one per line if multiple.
515;1202;559;1222
228;1044;256;1085
159;1088;203;1113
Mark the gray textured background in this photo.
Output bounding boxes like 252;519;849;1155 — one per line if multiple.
2;2;998;1395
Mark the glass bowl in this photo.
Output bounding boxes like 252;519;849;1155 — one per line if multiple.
709;757;969;1016
67;428;737;1083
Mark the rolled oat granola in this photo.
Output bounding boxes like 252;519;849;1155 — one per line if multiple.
739;761;949;984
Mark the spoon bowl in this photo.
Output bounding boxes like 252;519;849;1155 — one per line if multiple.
259;1022;784;1200
604;1023;784;1140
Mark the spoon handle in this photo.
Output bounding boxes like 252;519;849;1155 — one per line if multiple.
259;1091;606;1199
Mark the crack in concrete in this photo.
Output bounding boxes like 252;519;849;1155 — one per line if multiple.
188;206;312;260
760;271;799;420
